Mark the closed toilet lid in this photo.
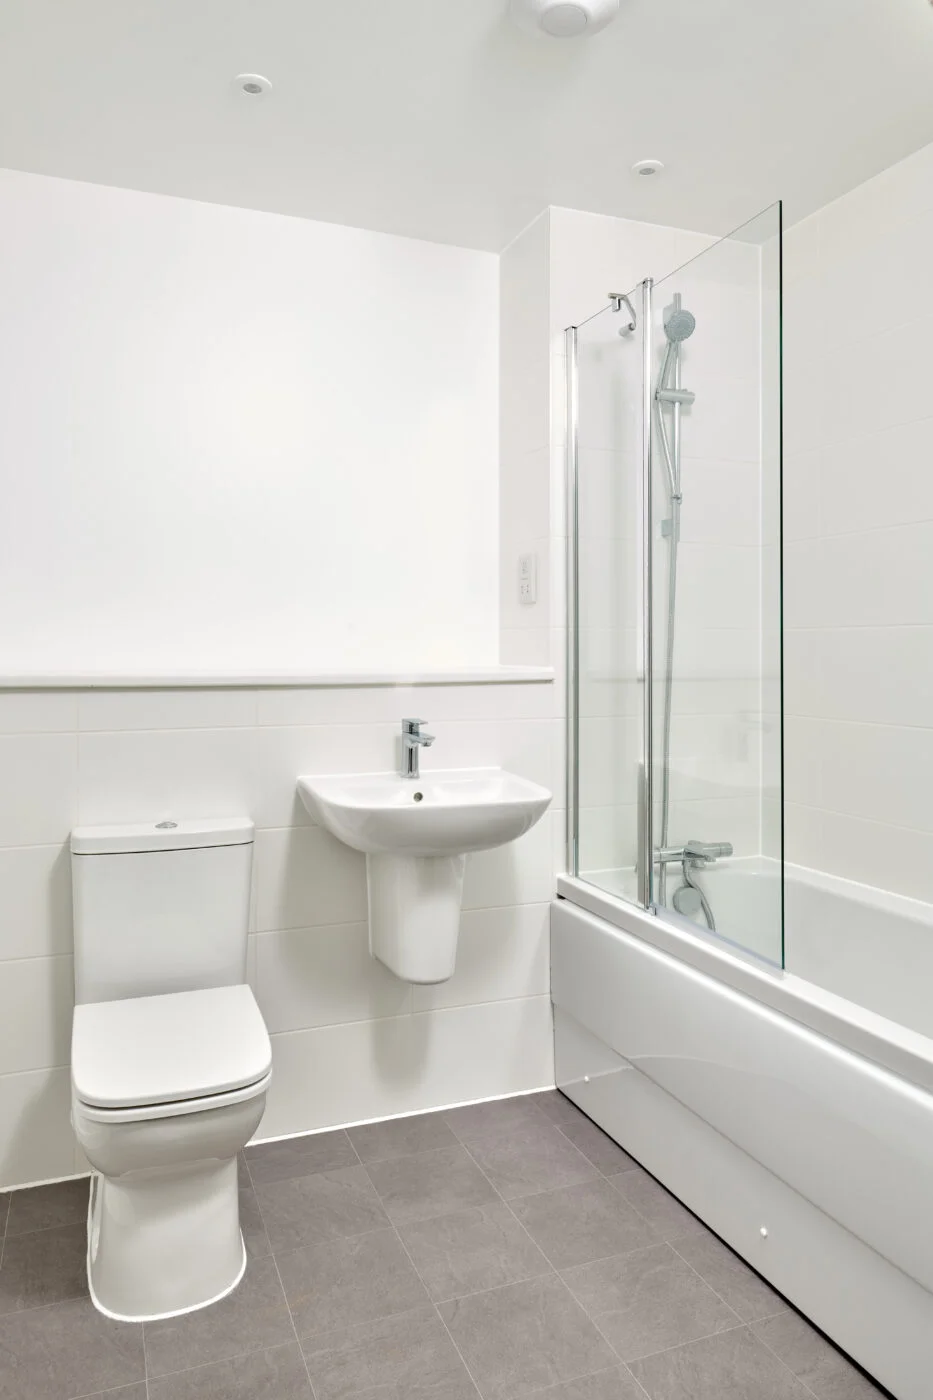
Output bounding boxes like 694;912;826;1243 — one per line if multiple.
72;984;272;1110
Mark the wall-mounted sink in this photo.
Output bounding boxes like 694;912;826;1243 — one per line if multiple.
297;768;551;858
297;768;552;984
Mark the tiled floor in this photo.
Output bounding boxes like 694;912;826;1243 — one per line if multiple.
0;1092;889;1400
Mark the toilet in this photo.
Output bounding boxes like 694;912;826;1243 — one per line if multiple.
70;817;272;1323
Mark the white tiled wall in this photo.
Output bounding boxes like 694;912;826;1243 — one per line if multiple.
0;680;557;1189
783;138;933;904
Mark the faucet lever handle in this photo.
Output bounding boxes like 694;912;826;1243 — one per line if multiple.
402;718;427;735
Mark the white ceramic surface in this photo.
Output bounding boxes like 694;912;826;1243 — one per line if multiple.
71;822;253;1004
297;767;552;858
297;768;552;983
70;818;270;1319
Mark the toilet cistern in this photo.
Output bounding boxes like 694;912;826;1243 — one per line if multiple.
400;717;434;779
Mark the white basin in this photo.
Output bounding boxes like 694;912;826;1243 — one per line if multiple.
296;767;552;984
297;767;552;858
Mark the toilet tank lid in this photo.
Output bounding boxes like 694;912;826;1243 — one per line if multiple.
71;818;254;855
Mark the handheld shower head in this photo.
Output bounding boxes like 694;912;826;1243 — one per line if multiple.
663;305;696;342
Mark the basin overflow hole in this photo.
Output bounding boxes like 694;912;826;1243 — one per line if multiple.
412;791;424;802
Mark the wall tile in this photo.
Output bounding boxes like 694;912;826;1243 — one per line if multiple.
463;812;555;910
0;1068;75;1188
420;719;556;793
260;998;554;1141
0;735;77;847
785;803;933;905
76;726;258;825
785;626;933;730
0;845;72;960
254;724;398;828
254;827;367;932
255;923;411;1032
0;693;78;732
412;904;550;1012
0;957;73;1074
77;688;257;731
784;524;933;630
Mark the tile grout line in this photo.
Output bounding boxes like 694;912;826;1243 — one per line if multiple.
389;1222;485;1400
748;1320;837;1400
667;1235;792;1326
457;1098;758;1397
452;1116;628;1396
269;1249;320;1400
246;1164;320;1400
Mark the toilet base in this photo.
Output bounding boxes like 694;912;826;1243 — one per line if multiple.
86;1156;246;1322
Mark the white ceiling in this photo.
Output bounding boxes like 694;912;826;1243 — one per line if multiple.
2;0;932;251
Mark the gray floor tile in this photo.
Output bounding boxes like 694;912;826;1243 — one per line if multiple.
6;1179;90;1237
147;1342;313;1400
347;1112;458;1163
0;1295;145;1400
752;1311;886;1398
239;1187;272;1259
365;1146;497;1225
255;1165;388;1253
672;1233;788;1323
0;1195;9;1239
444;1097;550;1144
70;1386;147;1400
562;1244;739;1362
398;1201;550;1301
629;1326;813;1400
278;1228;429;1340
610;1169;707;1243
467;1122;602;1202
525;1369;645;1398
555;1119;638;1177
143;1256;294;1378
0;1221;88;1314
528;1092;589;1129
301;1303;477;1399
511;1180;657;1270
438;1274;617;1399
246;1130;358;1185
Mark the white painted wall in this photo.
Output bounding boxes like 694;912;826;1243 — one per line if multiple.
0;680;557;1189
0;169;499;674
783;139;933;905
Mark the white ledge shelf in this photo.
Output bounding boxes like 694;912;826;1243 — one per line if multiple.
0;666;554;691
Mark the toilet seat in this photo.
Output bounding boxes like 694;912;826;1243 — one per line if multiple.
72;984;272;1121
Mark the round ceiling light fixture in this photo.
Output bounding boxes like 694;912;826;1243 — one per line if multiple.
509;0;621;39
632;158;664;178
233;73;272;98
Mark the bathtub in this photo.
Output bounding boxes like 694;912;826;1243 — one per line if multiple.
553;870;933;1400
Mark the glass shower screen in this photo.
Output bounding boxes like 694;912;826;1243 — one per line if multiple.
568;204;783;967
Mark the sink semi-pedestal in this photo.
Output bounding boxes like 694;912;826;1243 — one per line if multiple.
296;768;552;983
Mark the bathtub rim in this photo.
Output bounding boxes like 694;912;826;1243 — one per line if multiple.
557;871;933;1096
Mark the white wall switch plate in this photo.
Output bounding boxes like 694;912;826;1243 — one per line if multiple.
518;552;537;605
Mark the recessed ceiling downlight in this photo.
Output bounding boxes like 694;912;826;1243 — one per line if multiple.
233;73;272;98
510;0;620;38
632;158;664;177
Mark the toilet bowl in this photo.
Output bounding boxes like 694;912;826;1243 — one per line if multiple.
70;818;271;1321
72;983;272;1321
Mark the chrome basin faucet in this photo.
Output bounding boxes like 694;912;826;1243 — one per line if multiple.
401;718;435;779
